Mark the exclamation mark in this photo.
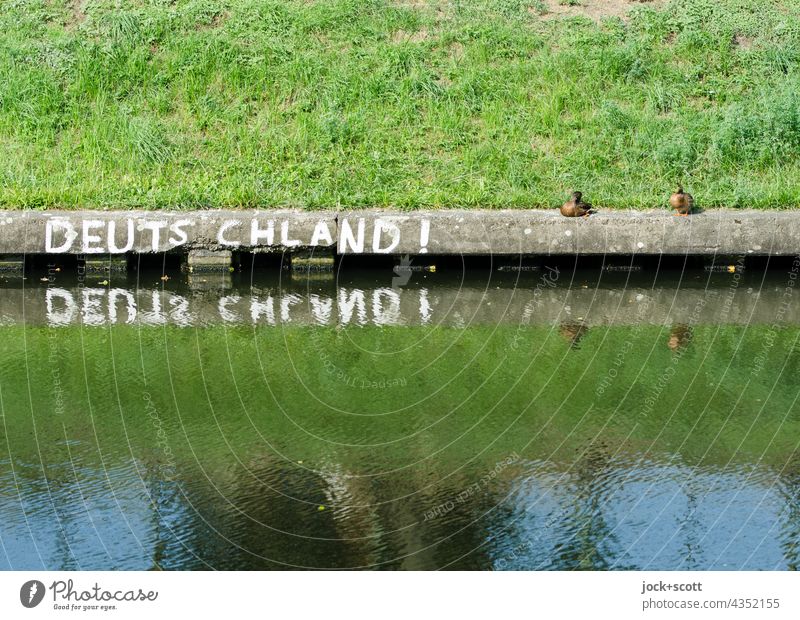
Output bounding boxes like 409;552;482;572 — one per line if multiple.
419;219;430;254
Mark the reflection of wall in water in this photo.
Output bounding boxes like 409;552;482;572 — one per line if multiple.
1;283;799;327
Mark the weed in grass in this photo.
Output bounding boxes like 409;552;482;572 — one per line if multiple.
530;1;549;16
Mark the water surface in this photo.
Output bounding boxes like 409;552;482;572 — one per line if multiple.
1;264;799;569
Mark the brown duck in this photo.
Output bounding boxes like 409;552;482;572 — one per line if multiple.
560;191;593;217
669;185;694;216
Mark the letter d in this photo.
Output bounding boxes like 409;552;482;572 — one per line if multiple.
46;219;78;253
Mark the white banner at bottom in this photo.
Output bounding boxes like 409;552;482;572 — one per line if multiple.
0;571;796;619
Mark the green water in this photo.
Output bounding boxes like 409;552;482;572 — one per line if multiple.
1;273;800;570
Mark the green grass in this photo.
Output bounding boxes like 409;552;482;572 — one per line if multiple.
4;0;800;209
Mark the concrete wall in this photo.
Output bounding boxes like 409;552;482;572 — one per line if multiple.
1;209;799;256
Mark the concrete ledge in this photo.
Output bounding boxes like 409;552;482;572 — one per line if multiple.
84;255;128;274
0;210;337;255
186;249;233;272
0;209;798;256
290;249;335;272
339;210;799;256
0;255;24;273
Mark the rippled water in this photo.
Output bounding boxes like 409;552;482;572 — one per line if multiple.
1;263;799;570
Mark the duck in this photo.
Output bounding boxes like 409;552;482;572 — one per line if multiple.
669;185;693;216
560;191;593;217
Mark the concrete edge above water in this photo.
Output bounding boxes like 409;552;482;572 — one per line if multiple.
0;209;798;257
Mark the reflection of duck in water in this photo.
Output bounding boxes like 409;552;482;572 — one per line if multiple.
667;324;692;352
560;322;589;349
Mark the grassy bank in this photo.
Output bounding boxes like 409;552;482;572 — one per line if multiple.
3;0;800;209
